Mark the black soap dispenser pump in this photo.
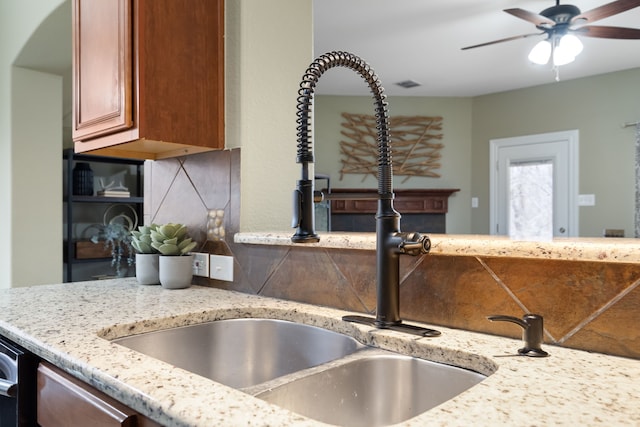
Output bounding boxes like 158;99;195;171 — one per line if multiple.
488;314;549;357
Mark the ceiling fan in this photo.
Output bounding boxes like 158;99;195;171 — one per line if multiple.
462;0;640;66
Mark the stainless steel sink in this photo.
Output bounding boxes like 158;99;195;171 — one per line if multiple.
256;353;487;427
113;317;489;425
113;318;364;389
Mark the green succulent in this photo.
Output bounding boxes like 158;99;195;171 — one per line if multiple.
150;223;198;256
130;224;160;254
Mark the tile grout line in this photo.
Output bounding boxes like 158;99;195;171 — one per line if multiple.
476;257;529;313
180;157;210;213
557;277;640;344
476;257;558;343
150;159;181;223
256;247;291;295
327;250;372;315
400;255;426;285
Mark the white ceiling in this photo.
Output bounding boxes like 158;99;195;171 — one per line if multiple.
313;0;640;97
15;1;640;101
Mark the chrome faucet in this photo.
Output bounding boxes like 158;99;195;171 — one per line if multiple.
291;51;439;337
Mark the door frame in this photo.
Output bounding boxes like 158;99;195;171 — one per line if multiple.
489;130;579;237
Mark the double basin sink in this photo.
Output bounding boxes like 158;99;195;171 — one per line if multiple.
113;318;489;426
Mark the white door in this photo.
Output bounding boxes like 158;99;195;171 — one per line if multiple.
490;130;579;238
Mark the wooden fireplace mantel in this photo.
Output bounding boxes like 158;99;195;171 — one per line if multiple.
328;188;460;214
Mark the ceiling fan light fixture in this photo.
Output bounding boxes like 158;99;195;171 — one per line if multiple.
559;34;583;57
553;34;583;66
528;40;551;64
553;50;576;66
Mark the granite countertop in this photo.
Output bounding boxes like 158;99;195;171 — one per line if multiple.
235;232;640;263
1;279;639;426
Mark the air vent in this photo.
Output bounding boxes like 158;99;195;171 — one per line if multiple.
395;80;421;89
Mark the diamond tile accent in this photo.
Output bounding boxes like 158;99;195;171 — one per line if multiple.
261;248;364;311
327;249;376;313
152;166;208;242
562;280;640;357
183;150;231;209
146;149;240;246
401;255;525;337
232;242;290;294
482;257;640;341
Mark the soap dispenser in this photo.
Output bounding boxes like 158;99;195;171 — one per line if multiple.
488;314;549;357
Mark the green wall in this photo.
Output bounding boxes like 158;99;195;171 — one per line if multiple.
316;67;640;236
472;68;640;236
228;0;313;233
0;0;65;287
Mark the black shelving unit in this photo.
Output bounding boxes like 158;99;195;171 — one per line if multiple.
63;149;144;282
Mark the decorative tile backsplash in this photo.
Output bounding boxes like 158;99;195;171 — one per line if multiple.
144;149;240;245
148;149;640;359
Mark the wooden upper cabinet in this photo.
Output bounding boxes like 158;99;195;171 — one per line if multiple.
72;0;132;141
72;0;225;160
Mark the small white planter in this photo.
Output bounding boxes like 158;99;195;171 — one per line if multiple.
159;255;194;289
135;253;160;285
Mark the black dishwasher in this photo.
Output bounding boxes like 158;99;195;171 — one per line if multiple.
0;336;38;427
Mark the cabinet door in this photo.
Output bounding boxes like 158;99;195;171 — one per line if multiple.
72;0;133;141
37;362;158;427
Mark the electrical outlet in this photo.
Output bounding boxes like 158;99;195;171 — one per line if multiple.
578;194;596;206
192;252;210;277
210;255;234;282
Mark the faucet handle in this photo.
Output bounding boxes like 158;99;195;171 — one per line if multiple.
398;232;431;256
487;314;549;357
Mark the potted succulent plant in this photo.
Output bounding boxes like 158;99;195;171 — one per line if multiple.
91;222;134;278
130;224;161;285
150;223;197;289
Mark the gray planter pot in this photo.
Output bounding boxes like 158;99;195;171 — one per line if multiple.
135;253;160;285
159;255;194;289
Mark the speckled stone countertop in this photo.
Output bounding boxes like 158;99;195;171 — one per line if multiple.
1;279;639;426
235;232;640;263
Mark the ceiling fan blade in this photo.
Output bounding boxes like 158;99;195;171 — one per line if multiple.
461;33;544;50
571;0;640;25
504;8;556;27
574;25;640;39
